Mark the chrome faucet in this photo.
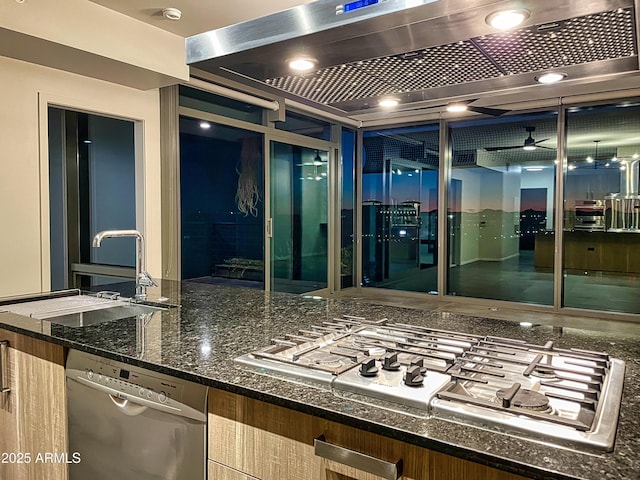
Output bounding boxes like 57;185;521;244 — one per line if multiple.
92;230;157;300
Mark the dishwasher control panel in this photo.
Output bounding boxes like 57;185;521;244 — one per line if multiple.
66;349;208;422
83;363;181;405
84;364;182;403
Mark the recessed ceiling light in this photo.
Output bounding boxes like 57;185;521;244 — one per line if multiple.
199;121;211;129
162;7;182;21
288;57;316;72
486;9;530;30
379;97;400;108
536;72;567;84
446;103;468;113
586;156;594;163
525;167;543;171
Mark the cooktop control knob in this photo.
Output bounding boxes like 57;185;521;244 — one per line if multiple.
381;352;401;371
359;358;379;377
410;357;428;375
404;365;424;387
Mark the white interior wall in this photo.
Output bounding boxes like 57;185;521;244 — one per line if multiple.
478;171;506;261
0;0;187;89
455;165;522;264
0;55;161;297
500;168;521;259
452;168;481;264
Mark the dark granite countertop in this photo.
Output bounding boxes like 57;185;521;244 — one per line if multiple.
0;281;638;480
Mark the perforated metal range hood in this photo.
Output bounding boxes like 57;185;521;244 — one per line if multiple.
186;0;639;118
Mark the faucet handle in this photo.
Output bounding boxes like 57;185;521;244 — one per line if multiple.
138;271;157;288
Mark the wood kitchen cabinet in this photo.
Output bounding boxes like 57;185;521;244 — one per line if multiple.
208;388;529;480
535;231;640;273
0;328;68;480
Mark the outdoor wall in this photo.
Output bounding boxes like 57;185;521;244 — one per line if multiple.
0;55;161;297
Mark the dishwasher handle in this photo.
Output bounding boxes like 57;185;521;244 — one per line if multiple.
108;394;149;416
314;435;403;480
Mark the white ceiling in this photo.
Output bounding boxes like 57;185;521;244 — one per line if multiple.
90;0;315;37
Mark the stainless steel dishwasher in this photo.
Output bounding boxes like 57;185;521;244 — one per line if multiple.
66;350;208;480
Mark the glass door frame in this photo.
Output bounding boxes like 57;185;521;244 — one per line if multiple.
174;100;341;293
263;131;338;293
47;106;140;290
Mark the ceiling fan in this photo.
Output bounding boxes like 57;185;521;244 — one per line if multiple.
484;127;555;152
446;99;511;117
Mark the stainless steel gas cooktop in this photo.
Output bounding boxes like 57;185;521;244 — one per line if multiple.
236;316;625;452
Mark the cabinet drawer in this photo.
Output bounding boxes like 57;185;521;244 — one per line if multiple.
209;460;258;480
208;389;529;480
208;389;323;480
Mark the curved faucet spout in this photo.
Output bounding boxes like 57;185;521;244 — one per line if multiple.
91;230;156;299
92;229;143;247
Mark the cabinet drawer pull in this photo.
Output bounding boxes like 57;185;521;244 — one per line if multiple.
314;435;402;480
0;340;10;393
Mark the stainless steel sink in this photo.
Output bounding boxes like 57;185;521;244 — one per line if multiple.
0;294;167;327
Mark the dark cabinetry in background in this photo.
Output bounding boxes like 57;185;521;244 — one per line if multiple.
535;231;640;273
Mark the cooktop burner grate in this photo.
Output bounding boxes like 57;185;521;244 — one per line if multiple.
236;316;625;451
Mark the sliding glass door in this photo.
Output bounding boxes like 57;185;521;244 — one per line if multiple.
179;116;265;287
269;140;330;294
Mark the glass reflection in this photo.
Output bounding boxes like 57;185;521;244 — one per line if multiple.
180;117;265;286
447;113;557;305
270;141;329;294
341;129;356;289
563;102;640;314
362;125;439;293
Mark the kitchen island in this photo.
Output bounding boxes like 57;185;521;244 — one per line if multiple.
0;281;638;480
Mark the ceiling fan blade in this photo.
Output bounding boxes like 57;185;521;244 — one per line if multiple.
484;145;523;152
534;138;550;144
537;145;556;150
468;106;510;116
